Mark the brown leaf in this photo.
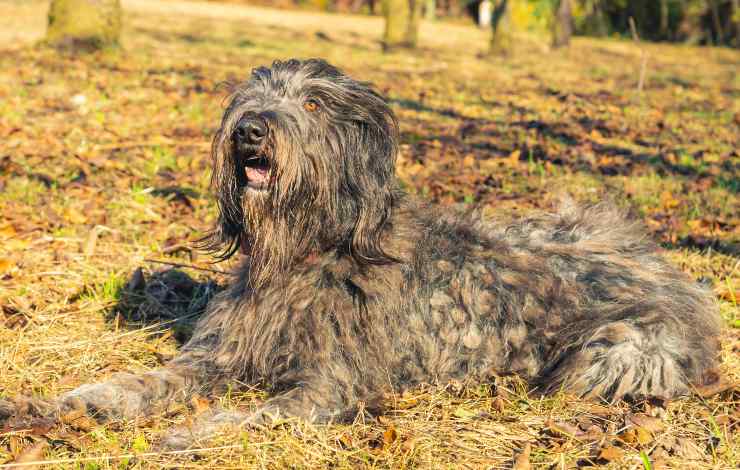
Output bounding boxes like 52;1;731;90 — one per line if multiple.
627;413;665;433
492;396;505;413
672;438;704;460
0;258;14;274
714;278;739;302
506;150;521;167
619;428;637;444
190;394;210;416
337;432;353;449
659;191;679;209
598;445;624;462
577;424;605;441
634;426;653;445
584;403;614;417
13;439;48;468
63;207;88;225
382;424;398;448
694;376;737;397
0;224;17;238
546;419;579;439
512;443;531;470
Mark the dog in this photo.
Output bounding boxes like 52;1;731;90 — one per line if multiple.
52;59;720;448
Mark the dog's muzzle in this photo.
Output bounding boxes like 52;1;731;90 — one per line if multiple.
232;114;270;191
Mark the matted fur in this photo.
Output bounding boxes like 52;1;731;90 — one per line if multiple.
54;59;720;447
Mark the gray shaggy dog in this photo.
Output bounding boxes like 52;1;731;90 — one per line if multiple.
55;59;720;447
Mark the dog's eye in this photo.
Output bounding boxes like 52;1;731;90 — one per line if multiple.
303;99;319;112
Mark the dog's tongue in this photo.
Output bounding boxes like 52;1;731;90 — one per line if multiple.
245;166;269;184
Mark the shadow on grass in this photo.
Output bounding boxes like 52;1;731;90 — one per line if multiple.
394;97;736;182
109;268;223;345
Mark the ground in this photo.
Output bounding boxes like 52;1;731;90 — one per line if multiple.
0;0;738;468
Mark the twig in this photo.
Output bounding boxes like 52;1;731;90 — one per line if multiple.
144;258;229;275
628;17;649;93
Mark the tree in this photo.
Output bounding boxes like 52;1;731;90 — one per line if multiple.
424;0;436;21
552;0;573;48
489;0;513;56
46;0;122;51
382;0;423;50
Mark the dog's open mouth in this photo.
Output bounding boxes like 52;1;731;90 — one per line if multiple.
242;153;271;190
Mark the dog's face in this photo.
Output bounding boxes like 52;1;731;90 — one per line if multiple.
205;59;399;282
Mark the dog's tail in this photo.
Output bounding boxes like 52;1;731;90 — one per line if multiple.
523;200;722;401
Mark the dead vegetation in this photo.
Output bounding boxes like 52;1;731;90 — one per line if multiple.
0;0;738;468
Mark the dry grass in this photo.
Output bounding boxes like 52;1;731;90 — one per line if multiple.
0;0;738;468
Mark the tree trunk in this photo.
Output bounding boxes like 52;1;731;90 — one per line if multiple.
489;0;512;56
552;0;573;48
659;0;670;39
733;0;740;47
383;0;423;50
708;0;724;45
479;0;492;28
46;0;122;51
406;0;422;44
424;0;436;21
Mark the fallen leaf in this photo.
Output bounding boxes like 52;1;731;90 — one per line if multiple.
672;438;704;460
63;207;88;225
660;191;679;209
694;377;737;397
506;150;521;167
546;419;580;439
190;394;210;416
584;403;614;417
337;432;353;448
627;413;665;433
598;445;625;462
382;424;397;448
492;396;505;413
453;406;477;419
634;426;653;445
0;258;14;274
0;224;17;238
619;428;637;444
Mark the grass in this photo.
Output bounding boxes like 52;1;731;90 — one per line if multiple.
0;0;738;468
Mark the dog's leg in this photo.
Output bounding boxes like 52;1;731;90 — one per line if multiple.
159;408;252;450
159;375;359;450
57;349;217;421
537;318;716;401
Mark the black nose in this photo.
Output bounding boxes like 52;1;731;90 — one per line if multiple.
233;115;267;145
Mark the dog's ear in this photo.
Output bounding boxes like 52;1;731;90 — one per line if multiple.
197;127;244;261
199;211;242;261
347;104;400;265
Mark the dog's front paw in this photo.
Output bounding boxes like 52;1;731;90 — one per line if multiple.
158;409;253;451
58;375;148;421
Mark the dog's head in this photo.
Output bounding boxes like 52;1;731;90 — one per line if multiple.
204;59;399;283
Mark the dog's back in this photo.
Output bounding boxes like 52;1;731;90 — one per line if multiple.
396;198;720;401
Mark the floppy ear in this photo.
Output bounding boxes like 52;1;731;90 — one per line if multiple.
197;127;245;261
347;103;400;265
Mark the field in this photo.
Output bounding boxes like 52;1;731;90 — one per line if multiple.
0;0;738;468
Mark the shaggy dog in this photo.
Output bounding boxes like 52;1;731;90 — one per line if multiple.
55;59;720;447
